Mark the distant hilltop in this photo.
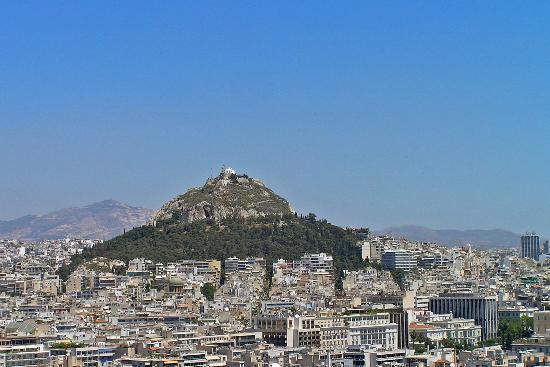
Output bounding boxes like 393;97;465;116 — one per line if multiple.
375;225;521;249
153;167;294;223
0;200;154;241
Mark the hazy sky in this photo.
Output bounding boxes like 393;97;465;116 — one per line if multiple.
1;2;549;234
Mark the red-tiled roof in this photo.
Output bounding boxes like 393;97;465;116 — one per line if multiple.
409;323;433;329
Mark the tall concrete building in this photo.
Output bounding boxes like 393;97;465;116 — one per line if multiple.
521;233;540;260
429;293;498;340
543;240;549;255
354;240;385;261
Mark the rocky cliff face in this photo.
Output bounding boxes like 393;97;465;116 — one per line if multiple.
153;168;294;223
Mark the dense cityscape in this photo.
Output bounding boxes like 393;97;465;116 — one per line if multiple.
3;2;550;367
0;224;549;367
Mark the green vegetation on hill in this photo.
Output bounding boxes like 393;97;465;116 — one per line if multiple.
59;213;366;288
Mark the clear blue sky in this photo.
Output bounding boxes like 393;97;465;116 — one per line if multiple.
1;1;549;234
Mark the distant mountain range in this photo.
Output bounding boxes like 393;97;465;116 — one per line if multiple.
0;200;154;241
0;193;528;251
375;225;521;249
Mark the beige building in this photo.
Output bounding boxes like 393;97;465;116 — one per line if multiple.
534;311;550;336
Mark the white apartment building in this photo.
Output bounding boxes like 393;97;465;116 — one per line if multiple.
316;316;349;349
411;312;482;346
271;253;334;286
0;344;49;367
296;253;333;273
345;313;398;349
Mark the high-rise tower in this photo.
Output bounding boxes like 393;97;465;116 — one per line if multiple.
521;233;540;260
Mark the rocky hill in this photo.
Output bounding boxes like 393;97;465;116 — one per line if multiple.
59;169;365;285
153;167;294;223
0;200;154;241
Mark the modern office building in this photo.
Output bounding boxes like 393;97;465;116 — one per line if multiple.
418;251;451;269
544;240;549;255
381;250;417;272
521;233;540;260
429;293;498;340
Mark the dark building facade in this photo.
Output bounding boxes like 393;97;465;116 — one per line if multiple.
429;293;498;341
521;233;540;260
388;309;409;349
